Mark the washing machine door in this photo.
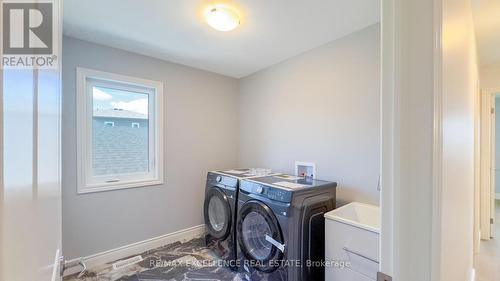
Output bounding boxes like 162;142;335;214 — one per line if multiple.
204;187;232;240
238;200;284;272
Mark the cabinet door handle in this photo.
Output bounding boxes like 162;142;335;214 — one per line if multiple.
343;247;379;264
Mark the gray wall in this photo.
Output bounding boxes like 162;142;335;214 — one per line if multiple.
237;24;380;205
62;37;239;259
63;24;381;259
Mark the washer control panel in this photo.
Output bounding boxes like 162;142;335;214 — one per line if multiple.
207;172;238;189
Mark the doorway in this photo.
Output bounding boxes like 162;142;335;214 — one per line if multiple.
479;91;500;241
476;90;500;281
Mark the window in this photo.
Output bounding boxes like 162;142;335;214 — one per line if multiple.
77;67;164;193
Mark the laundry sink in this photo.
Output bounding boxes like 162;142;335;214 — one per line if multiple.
325;202;380;233
324;202;380;280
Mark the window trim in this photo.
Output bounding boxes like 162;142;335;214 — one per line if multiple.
131;122;140;128
76;67;164;194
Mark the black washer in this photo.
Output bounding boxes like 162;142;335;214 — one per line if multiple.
238;200;284;273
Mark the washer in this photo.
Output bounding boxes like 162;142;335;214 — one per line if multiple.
204;169;271;270
237;175;337;281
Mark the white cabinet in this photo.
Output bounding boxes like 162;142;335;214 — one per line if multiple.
324;203;380;281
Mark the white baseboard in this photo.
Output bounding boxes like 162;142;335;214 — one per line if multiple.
64;224;206;277
496;193;500;200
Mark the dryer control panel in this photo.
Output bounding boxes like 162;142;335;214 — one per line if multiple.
240;180;292;203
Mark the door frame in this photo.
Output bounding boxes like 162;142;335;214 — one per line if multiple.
0;1;63;280
479;88;500;240
379;0;397;277
379;0;443;279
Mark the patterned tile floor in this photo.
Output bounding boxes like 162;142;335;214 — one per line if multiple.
64;236;245;281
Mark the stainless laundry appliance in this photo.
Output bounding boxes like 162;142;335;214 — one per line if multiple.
204;169;273;270
237;175;337;281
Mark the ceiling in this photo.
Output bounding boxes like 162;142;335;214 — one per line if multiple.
473;0;500;66
63;0;380;78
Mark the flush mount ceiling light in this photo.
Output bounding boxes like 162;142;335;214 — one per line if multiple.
205;6;240;32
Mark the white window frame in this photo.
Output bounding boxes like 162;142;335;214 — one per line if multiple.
131;122;140;128
76;67;164;194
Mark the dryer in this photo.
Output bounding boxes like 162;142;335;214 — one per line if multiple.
204;169;272;270
237;175;337;281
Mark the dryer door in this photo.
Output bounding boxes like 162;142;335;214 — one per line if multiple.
204;187;232;240
238;200;284;272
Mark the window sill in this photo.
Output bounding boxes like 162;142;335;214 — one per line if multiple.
77;179;164;194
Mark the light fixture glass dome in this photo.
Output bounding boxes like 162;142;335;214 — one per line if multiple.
205;6;240;32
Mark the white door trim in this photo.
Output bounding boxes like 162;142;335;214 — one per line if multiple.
380;0;443;279
491;94;496;239
480;91;491;240
380;0;398;277
431;0;443;278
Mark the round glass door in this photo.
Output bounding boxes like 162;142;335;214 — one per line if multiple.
238;201;284;272
204;187;231;239
242;211;273;259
